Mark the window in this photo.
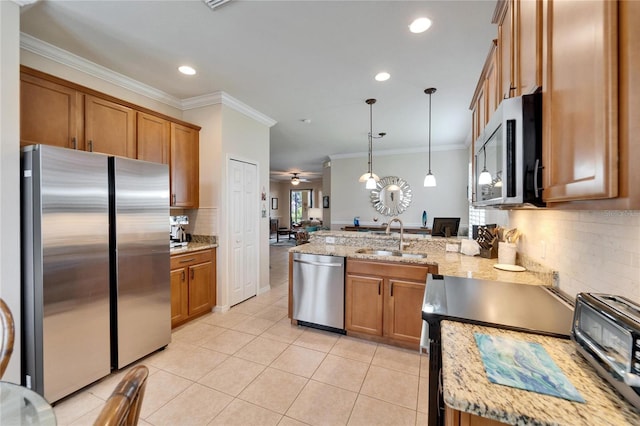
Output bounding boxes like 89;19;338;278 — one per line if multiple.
290;189;313;226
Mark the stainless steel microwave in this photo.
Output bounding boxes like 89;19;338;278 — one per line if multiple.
473;92;544;208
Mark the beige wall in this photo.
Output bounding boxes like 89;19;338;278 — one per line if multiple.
508;210;640;301
330;149;470;231
0;0;22;384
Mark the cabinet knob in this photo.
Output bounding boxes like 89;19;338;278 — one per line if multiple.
190;269;194;280
88;140;94;152
71;137;77;150
172;194;176;205
181;270;185;281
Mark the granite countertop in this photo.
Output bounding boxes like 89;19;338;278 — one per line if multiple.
289;243;548;286
170;241;217;255
441;320;640;425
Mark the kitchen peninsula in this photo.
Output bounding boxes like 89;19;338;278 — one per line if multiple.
288;230;552;349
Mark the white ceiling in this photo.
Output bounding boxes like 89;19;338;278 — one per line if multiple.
19;0;497;182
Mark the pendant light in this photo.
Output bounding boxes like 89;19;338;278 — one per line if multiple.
358;98;385;189
423;88;437;187
478;147;492;185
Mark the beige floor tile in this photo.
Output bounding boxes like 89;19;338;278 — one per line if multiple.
148;344;228;381
372;344;421;376
198;356;266;397
210;399;282;426
235;336;289;365
230;299;268;315
200;311;251;329
254;305;289;322
417;377;429;414
292;328;339;353
419;354;429;379
347;394;416;426
262;321;305;344
416;411;428;426
139;370;192;419
200;329;256;355
311;354;369;392
232;316;277;335
278;416;310;426
53;390;105;425
286;380;357;426
360;365;419;410
273;296;289;309
271;345;326;378
238;368;307;414
146;383;232;425
172;321;226;346
68;405;102;426
330;335;378;363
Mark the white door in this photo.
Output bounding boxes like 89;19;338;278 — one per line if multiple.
229;159;258;306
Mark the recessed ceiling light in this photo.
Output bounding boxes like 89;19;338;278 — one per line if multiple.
301;119;311;124
178;65;196;75
409;17;432;34
375;72;390;82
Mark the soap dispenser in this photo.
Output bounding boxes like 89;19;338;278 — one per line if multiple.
353;216;360;227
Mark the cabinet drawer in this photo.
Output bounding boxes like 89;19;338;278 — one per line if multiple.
171;249;212;269
347;259;430;282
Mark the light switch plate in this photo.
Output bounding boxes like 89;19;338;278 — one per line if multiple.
326;236;336;244
446;243;460;252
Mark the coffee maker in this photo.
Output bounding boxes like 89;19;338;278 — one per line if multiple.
170;215;189;248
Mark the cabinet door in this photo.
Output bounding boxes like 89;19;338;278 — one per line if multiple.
542;0;618;202
515;0;542;95
384;279;425;345
20;73;83;149
170;267;188;327
485;46;499;117
85;95;136;158
170;122;199;208
345;274;383;336
498;0;513;100
137;112;169;164
188;261;212;316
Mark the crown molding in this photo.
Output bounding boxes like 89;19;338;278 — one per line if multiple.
182;92;277;128
329;143;467;160
20;33;182;109
11;0;38;6
20;33;278;127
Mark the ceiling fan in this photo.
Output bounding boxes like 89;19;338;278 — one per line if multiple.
271;170;318;184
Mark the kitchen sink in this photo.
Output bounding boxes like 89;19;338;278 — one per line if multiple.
355;248;427;259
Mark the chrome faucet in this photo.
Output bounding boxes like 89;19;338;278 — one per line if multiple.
385;217;405;251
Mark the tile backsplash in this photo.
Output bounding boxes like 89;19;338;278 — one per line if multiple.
508;210;640;302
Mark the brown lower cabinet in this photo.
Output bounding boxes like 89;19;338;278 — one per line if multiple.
445;405;506;426
345;259;437;349
170;248;216;328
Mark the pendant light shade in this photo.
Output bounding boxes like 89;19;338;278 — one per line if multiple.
478;147;492;185
423;88;437;187
361;98;384;187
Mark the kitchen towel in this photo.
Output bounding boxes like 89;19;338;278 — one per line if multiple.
474;333;585;403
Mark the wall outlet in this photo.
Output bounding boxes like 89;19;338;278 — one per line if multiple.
446;243;460;252
326;236;336;244
552;271;560;287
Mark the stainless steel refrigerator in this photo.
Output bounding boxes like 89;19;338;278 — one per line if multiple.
21;145;171;403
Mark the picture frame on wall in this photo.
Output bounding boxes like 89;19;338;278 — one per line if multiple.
271;198;278;210
323;196;330;208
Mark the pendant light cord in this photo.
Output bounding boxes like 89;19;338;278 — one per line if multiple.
368;102;373;176
428;91;432;174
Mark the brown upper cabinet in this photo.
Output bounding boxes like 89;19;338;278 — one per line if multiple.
84;95;136;158
137;112;170;164
20;67;201;208
20;73;83;149
470;40;498;143
542;0;618;203
494;0;542;100
170;123;199;208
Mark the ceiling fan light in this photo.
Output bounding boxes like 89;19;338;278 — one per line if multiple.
424;173;437;187
409;17;432;34
478;169;492;185
291;177;300;185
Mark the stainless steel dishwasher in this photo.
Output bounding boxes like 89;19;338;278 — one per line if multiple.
292;252;346;333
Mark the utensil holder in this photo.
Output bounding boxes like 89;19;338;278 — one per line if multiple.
498;242;517;265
